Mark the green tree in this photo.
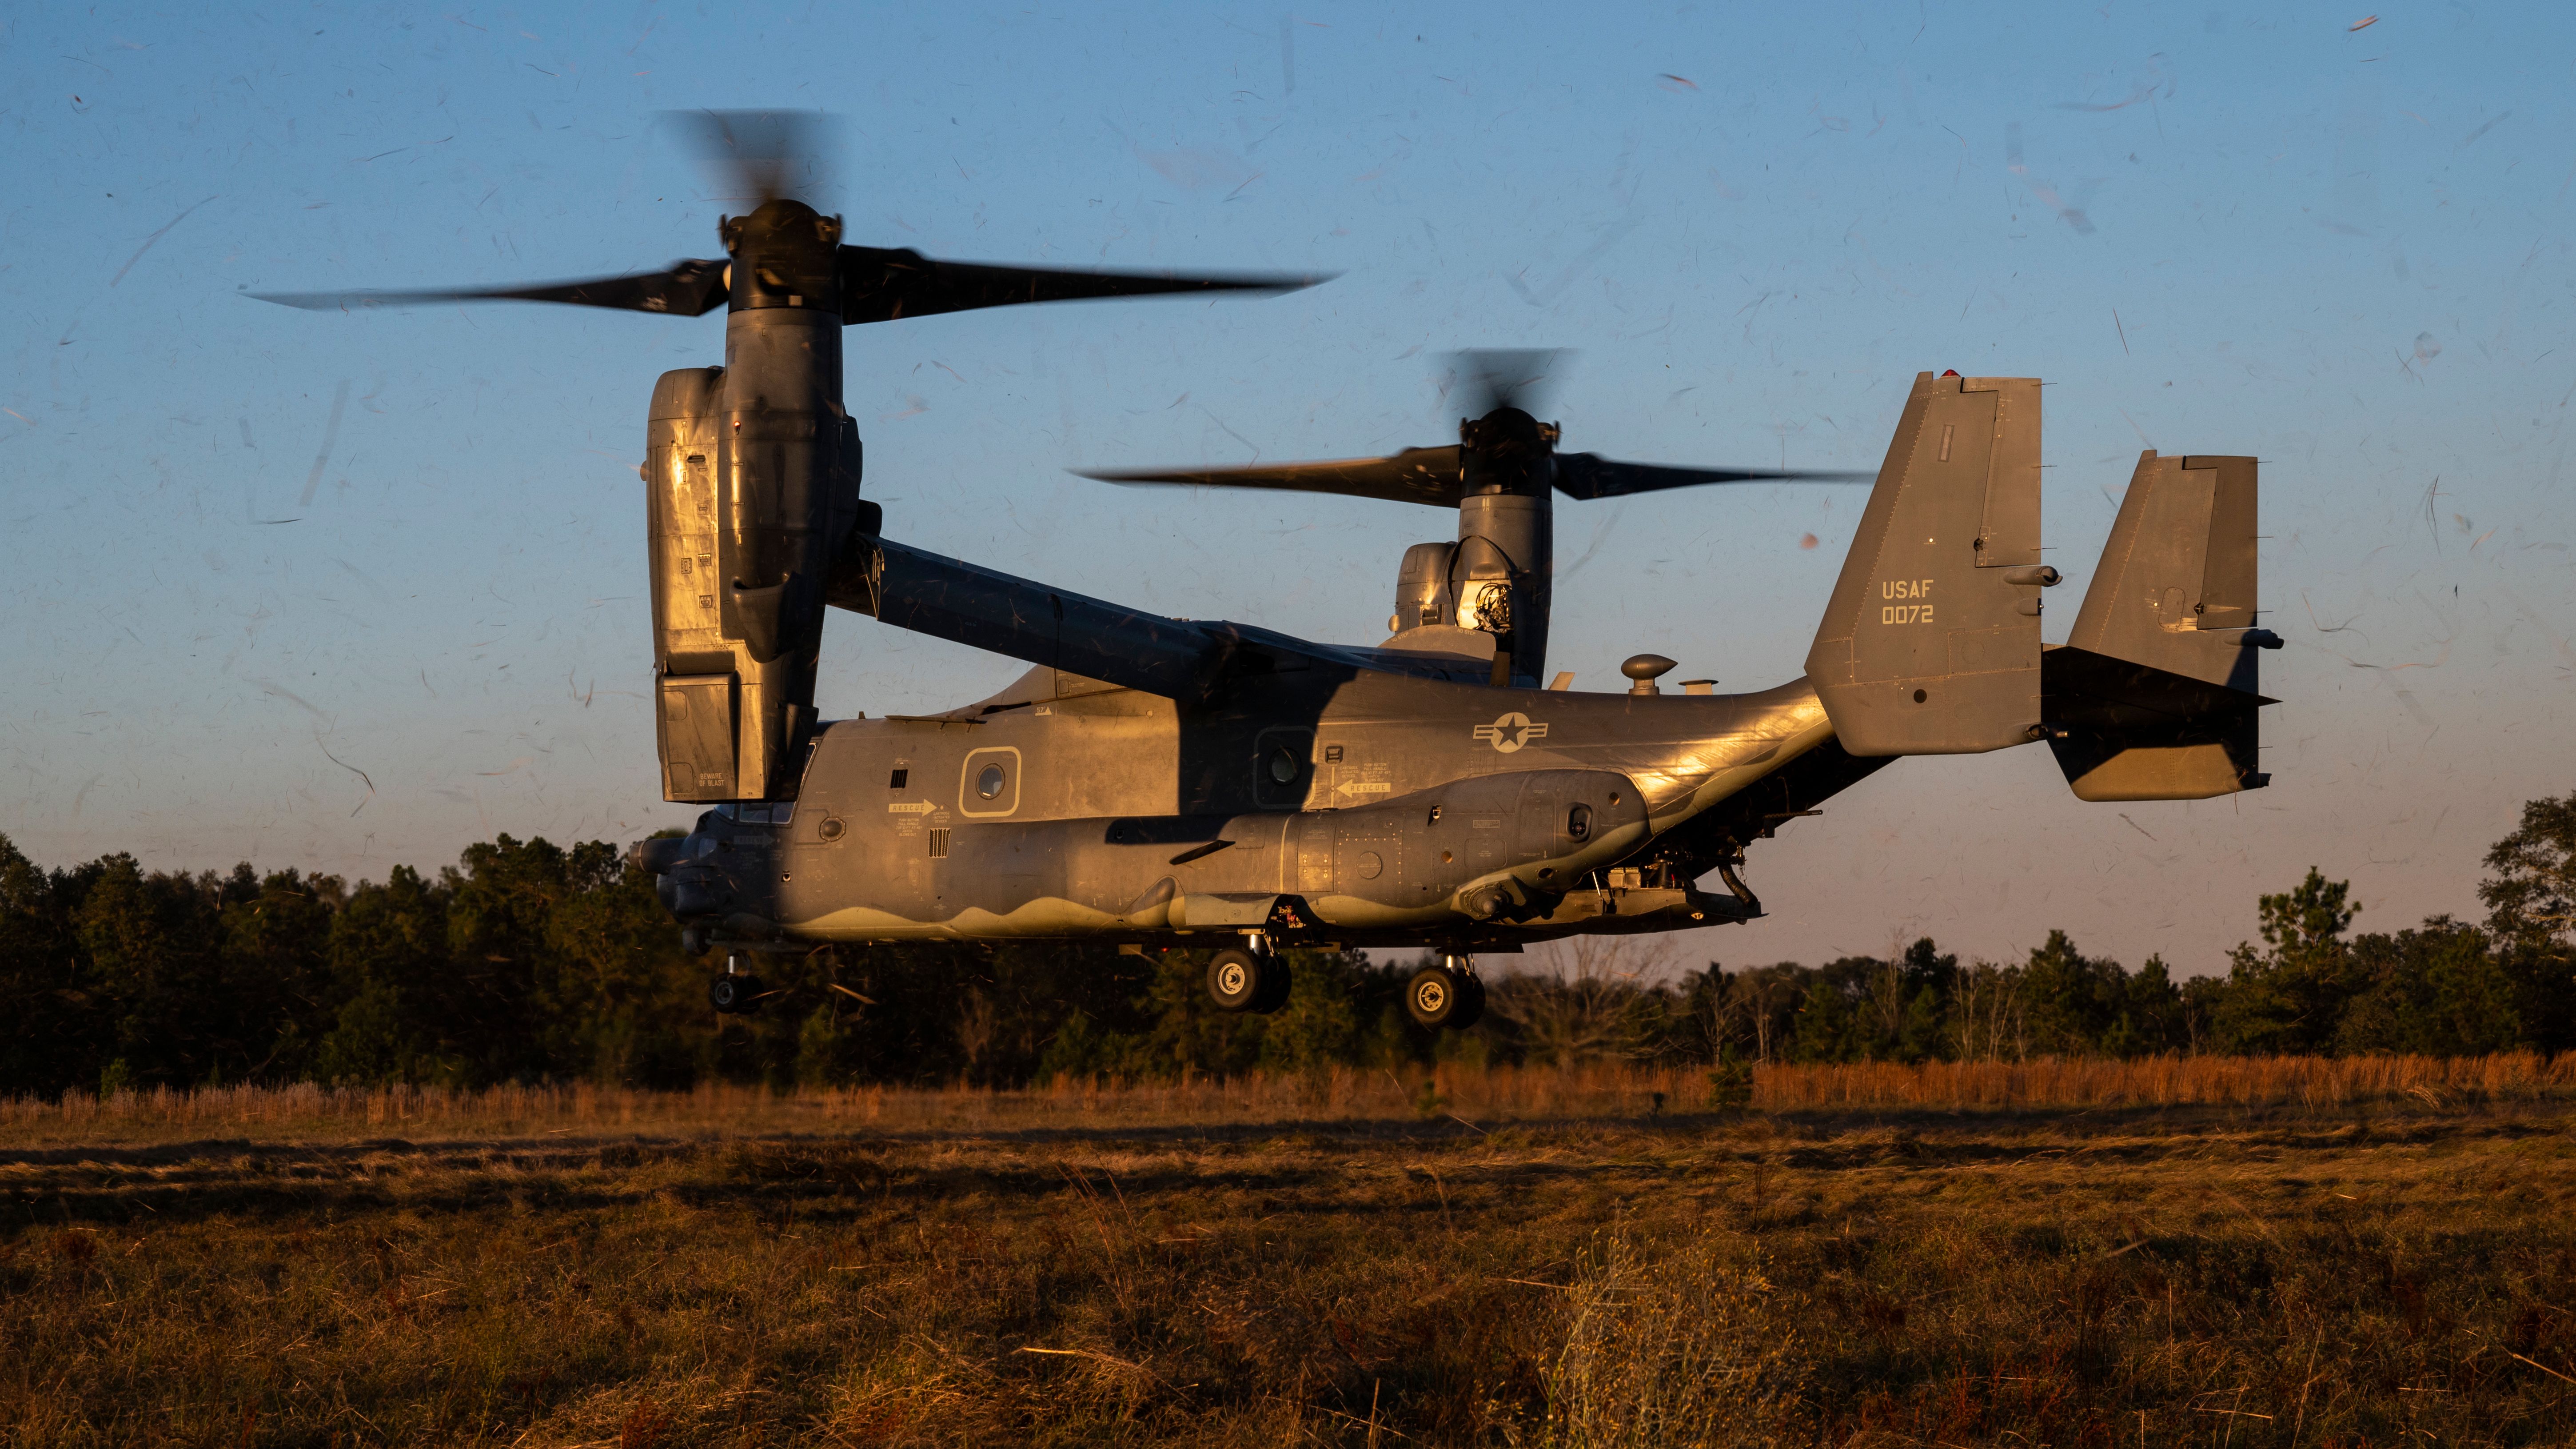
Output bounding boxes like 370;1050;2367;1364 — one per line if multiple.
2211;868;2365;1055
217;866;344;1081
1787;955;1879;1063
316;866;452;1083
1257;949;1367;1073
539;844;703;1086
2480;792;2576;1051
0;834;100;1093
2102;955;2187;1058
74;855;227;1086
2334;919;2520;1056
2018;932;2127;1056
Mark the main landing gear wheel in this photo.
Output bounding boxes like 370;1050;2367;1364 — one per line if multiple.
1207;947;1293;1015
1451;970;1487;1031
1407;959;1484;1030
709;972;766;1015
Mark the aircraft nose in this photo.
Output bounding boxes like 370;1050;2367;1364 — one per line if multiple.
632;836;693;876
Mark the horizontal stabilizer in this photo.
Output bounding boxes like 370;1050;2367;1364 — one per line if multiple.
1804;371;2051;756
2047;451;2274;801
2042;647;2268;800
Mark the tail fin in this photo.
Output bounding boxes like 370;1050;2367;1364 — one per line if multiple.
2043;451;2278;801
1805;371;2053;756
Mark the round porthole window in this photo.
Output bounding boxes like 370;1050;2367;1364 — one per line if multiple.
817;817;845;842
1268;746;1300;784
1567;803;1593;842
977;763;1007;799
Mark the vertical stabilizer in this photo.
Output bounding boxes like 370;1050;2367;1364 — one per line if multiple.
2064;452;2263;690
1804;371;2053;756
2043;451;2277;801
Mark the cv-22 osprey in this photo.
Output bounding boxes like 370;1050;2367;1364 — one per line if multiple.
263;115;2278;1031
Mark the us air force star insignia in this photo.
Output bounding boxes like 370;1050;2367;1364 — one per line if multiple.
1472;711;1549;754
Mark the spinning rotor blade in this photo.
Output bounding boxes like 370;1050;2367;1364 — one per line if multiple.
667;108;834;205
841;247;1324;326
250;259;730;316
1079;445;1466;508
1552;454;1874;501
1441;347;1565;419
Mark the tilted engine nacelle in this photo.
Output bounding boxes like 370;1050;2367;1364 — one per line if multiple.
1381;501;1550;686
645;363;873;803
1376;408;1555;685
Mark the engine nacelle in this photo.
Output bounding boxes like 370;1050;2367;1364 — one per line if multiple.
645;363;868;803
1381;491;1552;686
1391;541;1457;632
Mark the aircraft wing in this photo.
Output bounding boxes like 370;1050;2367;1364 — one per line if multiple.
825;535;1479;701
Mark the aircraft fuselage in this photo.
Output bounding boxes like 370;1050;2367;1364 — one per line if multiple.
656;665;1846;954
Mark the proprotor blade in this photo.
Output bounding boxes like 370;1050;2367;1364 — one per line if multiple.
250;259;730;316
1551;454;1874;500
1443;348;1566;419
840;247;1326;326
1077;446;1465;508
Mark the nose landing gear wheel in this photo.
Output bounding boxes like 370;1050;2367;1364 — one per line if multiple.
710;973;766;1015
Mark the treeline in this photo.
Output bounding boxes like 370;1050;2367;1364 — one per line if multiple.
1;793;2568;1094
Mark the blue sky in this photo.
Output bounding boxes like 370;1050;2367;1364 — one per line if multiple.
4;0;2570;975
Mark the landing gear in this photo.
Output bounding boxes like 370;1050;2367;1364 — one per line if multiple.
1206;944;1293;1015
710;955;766;1015
1407;957;1485;1031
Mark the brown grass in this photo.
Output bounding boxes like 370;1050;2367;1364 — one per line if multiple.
5;1053;2572;1147
7;1091;2576;1445
1;1061;2574;1444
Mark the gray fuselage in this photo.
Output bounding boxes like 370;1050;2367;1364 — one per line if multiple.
659;661;1853;954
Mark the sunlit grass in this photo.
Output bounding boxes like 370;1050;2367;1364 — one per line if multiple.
5;1053;2572;1147
8;1060;2576;1444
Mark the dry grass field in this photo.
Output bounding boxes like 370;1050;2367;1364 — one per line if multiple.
6;1058;2576;1446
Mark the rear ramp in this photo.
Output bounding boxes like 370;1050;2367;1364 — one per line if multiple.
2043;451;2278;801
1805;371;2057;755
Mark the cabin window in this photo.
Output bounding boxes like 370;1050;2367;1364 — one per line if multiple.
1567;803;1593;843
1268;747;1300;784
977;763;1007;799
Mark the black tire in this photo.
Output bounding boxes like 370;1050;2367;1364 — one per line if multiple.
1250;954;1294;1015
1405;965;1460;1029
1206;948;1264;1012
1450;972;1487;1031
709;974;765;1015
